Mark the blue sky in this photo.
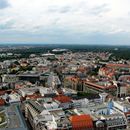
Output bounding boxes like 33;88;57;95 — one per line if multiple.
0;0;130;45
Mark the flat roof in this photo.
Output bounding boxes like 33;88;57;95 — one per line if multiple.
1;104;28;130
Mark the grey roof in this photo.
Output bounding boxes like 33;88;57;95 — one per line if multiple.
28;100;44;113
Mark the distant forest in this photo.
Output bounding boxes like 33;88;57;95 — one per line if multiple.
0;44;130;60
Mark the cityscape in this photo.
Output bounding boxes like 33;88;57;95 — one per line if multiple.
0;45;130;130
1;0;130;130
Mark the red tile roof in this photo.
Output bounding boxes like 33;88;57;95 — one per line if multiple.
0;91;6;96
84;81;105;89
69;114;93;130
0;98;5;106
107;63;130;68
124;111;130;117
53;95;71;103
26;94;43;99
77;67;86;72
84;81;116;90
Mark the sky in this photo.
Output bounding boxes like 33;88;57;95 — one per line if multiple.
0;0;130;45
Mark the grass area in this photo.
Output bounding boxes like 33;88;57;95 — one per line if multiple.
0;123;7;128
0;113;5;123
0;112;7;128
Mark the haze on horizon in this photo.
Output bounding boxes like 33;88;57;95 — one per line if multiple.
0;0;130;45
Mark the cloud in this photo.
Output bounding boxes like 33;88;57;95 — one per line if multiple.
0;0;9;9
90;4;110;15
48;6;71;13
0;0;130;44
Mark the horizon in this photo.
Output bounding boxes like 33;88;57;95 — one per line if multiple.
0;43;130;47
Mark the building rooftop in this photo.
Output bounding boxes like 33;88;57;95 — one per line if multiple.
28;100;44;113
53;95;72;103
69;114;93;129
0;104;28;130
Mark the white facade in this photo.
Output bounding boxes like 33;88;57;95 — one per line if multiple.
19;87;39;97
8;93;21;103
113;101;130;112
39;87;58;96
2;74;19;83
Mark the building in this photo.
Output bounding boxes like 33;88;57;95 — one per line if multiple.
64;76;83;91
99;63;130;80
98;67;115;79
83;81;117;96
112;100;130;123
41;53;55;59
53;95;72;109
75;100;127;130
39;87;58;97
106;63;130;72
0;104;28;130
19;87;39;97
8;93;21;103
47;73;61;88
24;99;72;130
0;98;5;106
2;74;19;83
62;88;77;96
18;73;40;83
101;114;127;130
69;114;94;130
116;82;127;97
